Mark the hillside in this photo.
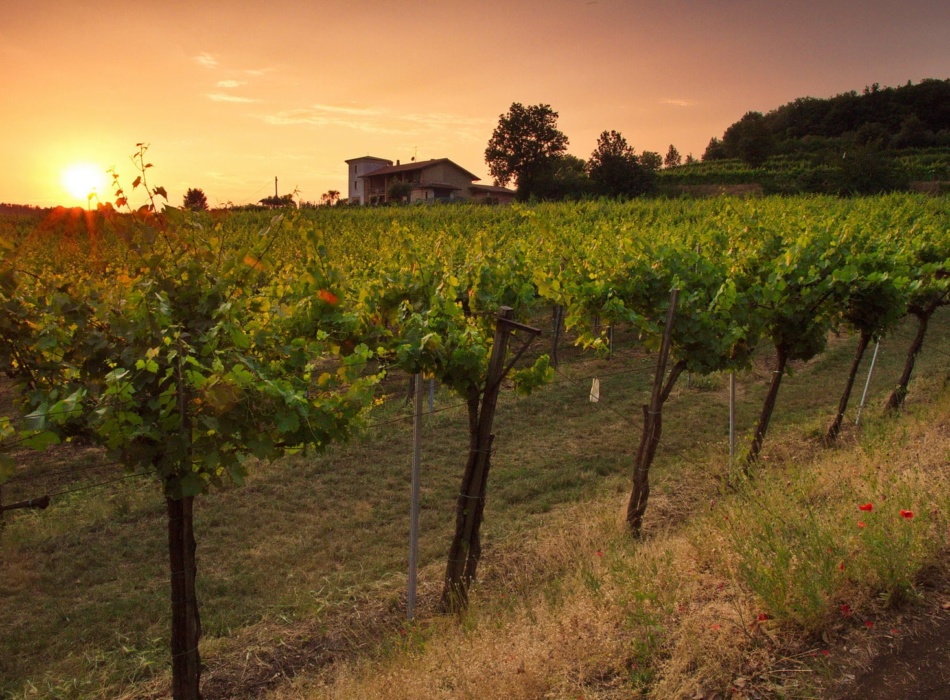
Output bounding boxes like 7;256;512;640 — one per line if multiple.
656;79;950;196
1;197;949;698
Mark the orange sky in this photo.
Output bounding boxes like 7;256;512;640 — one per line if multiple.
2;0;948;207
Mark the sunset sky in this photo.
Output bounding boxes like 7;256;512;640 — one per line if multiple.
2;0;948;208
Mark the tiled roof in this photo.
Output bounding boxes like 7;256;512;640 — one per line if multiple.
359;158;480;182
345;156;392;164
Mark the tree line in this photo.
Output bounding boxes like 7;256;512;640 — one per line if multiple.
485;102;690;201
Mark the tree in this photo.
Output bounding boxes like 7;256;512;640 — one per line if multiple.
639;150;663;172
528;155;593;200
722;112;774;167
664;144;682;168
587;130;654;198
702;137;728;161
18;148;379;699
484;103;569;195
259;194;296;208
386;181;413;203
320;190;341;206
181;188;208;212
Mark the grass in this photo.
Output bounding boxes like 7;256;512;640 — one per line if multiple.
1;308;949;698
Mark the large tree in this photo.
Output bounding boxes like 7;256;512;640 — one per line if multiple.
587;130;654;197
485;103;569;195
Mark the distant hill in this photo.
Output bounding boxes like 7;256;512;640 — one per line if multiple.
704;79;950;164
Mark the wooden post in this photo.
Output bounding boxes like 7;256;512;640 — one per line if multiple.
550;305;563;367
0;495;51;513
407;374;423;620
729;371;736;468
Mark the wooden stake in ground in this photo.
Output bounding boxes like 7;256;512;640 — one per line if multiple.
407;373;423;620
627;289;682;538
550;305;563;367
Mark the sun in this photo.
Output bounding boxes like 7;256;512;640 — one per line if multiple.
61;163;107;204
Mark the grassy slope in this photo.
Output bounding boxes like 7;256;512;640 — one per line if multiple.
1;309;949;698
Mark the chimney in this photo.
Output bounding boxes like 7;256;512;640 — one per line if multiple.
396;159;400;166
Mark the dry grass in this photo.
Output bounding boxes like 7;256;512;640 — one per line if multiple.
267;388;950;700
2;309;949;698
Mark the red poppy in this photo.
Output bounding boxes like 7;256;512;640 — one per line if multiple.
890;628;900;635
864;620;874;628
840;604;852;616
858;503;873;512
594;550;604;558
900;510;914;519
821;649;830;656
318;289;339;305
857;521;867;528
838;562;845;570
710;623;722;631
757;613;770;621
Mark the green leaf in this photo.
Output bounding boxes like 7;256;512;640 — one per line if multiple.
274;410;300;434
179;472;205;497
21;430;61;451
22;407;47;432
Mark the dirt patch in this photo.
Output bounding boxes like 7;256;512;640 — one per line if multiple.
823;576;950;700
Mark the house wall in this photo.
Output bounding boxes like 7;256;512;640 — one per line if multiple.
346;157;391;204
419;163;478;197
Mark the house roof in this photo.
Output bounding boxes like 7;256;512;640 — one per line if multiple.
359;158;480;182
345;156;392;165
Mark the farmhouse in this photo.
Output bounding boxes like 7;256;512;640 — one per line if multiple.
345;156;515;205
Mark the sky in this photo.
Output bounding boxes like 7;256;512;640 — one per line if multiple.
1;0;948;208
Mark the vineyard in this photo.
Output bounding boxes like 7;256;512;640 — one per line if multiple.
2;187;950;698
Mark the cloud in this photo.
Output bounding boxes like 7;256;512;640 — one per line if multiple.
216;80;245;89
194;53;219;68
261;104;490;140
207;93;260;103
659;98;697;107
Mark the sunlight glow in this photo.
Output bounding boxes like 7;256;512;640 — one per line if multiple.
62;163;107;204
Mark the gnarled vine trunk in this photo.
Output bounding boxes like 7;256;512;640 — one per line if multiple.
745;344;788;470
167;494;202;700
826;330;872;443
